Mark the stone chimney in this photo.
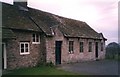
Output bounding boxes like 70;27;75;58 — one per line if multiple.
14;0;27;8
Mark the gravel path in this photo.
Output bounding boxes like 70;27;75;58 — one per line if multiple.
57;60;119;75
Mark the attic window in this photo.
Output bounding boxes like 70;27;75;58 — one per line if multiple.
32;34;40;44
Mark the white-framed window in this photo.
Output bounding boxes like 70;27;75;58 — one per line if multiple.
20;42;30;55
32;34;40;44
69;41;74;54
80;42;84;53
88;42;92;52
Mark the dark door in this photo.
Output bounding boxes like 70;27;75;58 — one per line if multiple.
55;41;62;65
95;42;98;58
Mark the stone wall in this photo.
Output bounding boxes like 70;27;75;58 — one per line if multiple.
46;26;64;64
5;28;106;69
5;30;43;70
98;40;106;59
46;26;106;65
39;33;47;64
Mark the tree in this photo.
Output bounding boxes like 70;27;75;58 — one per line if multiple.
105;42;120;59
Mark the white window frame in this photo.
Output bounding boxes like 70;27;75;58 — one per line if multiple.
68;41;74;54
20;42;30;55
88;42;92;52
32;34;40;44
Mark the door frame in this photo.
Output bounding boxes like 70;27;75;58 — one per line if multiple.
2;43;7;69
55;41;62;65
95;42;98;58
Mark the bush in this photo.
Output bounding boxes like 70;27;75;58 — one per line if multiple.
105;42;120;60
45;61;54;67
36;61;54;67
106;54;120;60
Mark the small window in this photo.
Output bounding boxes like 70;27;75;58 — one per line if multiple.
80;42;84;52
20;42;30;55
32;34;40;44
69;41;74;54
88;42;92;52
101;43;103;51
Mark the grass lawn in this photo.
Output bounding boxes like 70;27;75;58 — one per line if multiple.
3;66;79;75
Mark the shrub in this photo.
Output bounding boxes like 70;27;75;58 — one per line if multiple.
45;61;54;67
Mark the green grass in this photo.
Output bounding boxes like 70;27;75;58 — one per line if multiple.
3;66;79;75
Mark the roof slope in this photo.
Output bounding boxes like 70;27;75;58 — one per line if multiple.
28;8;101;39
58;18;100;39
2;2;105;39
2;3;41;32
2;28;16;39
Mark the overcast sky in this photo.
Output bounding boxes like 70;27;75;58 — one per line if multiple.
1;0;119;45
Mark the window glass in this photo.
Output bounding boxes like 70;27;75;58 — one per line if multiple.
69;41;74;53
36;34;39;42
25;44;28;52
32;34;35;42
21;49;24;53
80;42;84;52
20;42;29;55
21;44;24;53
89;42;92;52
32;34;40;44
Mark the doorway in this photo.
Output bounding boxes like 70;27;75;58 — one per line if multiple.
95;42;98;58
55;41;62;65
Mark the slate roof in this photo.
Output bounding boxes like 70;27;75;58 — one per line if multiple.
2;3;41;32
2;2;106;40
2;28;16;39
58;18;100;39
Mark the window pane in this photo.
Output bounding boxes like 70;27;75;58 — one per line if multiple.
25;48;28;52
89;42;92;52
25;44;29;52
21;44;24;48
25;44;28;48
36;34;39;42
80;42;83;52
21;49;24;53
32;34;35;42
69;45;71;52
71;42;73;51
21;44;24;53
69;41;74;53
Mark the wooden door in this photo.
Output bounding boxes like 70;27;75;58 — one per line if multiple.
55;41;62;65
95;42;98;58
